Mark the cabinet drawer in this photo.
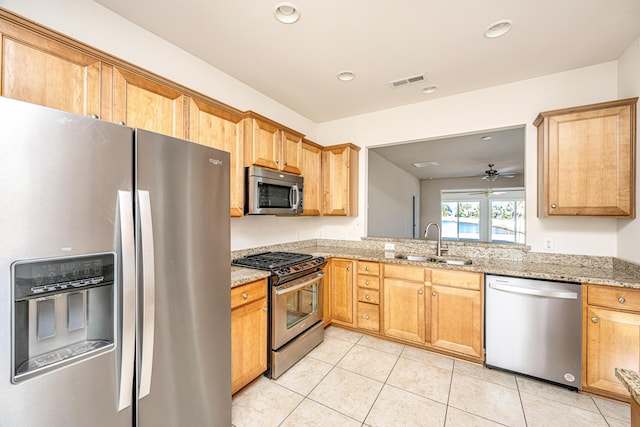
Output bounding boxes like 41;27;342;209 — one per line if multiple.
384;264;425;282
357;288;380;304
357;275;379;289
431;269;481;290
231;278;268;310
357;303;379;331
358;261;380;275
588;285;640;312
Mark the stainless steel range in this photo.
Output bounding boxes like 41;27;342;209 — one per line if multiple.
232;252;326;378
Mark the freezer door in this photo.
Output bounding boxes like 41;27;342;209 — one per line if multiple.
135;129;231;426
0;97;134;427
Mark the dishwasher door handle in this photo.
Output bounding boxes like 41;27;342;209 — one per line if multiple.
489;282;578;300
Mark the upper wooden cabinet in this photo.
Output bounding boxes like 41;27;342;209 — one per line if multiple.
113;67;185;138
299;139;323;216
243;112;303;175
323;143;360;216
0;18;107;118
188;97;245;217
534;98;638;218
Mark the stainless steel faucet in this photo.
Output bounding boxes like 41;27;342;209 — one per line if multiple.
424;222;442;256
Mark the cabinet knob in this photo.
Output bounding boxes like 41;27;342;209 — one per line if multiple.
365;267;369;271
284;161;288;165
365;280;369;285
551;203;557;209
276;159;280;163
365;294;370;299
365;315;370;320
118;121;126;126
347;267;351;271
418;289;423;295
618;297;626;304
90;114;99;119
263;307;268;311
242;292;248;299
591;317;598;323
432;291;437;297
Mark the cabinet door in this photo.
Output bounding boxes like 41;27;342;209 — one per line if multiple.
280;130;302;174
383;278;426;344
189;98;244;217
231;297;267;394
113;67;185;137
431;285;482;358
585;306;640;396
537;98;636;217
331;259;355;324
1;26;105;117
245;117;280;170
299;140;323;216
323;145;359;216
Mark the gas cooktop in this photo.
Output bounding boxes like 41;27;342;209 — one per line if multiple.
231;251;314;270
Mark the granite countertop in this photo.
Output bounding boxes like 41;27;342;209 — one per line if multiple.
616;368;640;404
230;243;640;289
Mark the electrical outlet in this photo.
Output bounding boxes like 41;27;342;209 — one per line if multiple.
384;243;395;251
543;237;554;251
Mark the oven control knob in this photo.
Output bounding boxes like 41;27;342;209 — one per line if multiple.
316;257;325;265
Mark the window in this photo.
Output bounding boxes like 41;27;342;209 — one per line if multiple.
441;189;525;244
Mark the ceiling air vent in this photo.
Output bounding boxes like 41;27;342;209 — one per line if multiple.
389;73;427;88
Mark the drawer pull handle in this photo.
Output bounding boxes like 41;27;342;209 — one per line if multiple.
365;280;369;285
591;317;598;323
365;315;370;320
365;266;369;271
242;292;248;299
365;294;370;299
618;297;626;304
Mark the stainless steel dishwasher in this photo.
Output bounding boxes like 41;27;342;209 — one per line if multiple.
485;274;582;390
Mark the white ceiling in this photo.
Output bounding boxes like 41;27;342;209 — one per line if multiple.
94;0;640;123
370;126;525;180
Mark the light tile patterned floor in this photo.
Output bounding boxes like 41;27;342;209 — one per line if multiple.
232;326;631;427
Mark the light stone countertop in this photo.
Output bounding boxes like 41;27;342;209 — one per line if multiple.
230;243;640;289
616;368;640;404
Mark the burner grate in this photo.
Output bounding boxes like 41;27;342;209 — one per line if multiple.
232;252;313;270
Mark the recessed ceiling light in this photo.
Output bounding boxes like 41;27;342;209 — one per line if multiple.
484;19;512;38
337;71;355;81
422;85;438;94
481;136;493;141
274;2;300;24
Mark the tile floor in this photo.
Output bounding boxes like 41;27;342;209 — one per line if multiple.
232;326;631;427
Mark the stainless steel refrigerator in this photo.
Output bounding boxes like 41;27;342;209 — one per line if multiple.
0;96;231;426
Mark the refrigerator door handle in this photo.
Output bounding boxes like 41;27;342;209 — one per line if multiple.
138;190;156;399
117;190;136;411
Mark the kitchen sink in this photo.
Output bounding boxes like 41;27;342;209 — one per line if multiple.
395;254;472;265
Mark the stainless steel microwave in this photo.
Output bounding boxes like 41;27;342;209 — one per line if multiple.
245;166;303;215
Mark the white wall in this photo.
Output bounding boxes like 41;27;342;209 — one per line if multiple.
368;152;420;238
318;62;621;255
617;37;640;264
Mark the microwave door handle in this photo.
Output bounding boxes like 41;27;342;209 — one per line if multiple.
291;184;299;209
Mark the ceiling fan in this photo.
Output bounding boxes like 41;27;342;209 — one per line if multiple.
468;164;513;197
481;164;516;182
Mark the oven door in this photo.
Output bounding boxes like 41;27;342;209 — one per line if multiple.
271;271;324;350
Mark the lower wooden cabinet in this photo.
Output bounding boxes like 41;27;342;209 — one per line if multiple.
356;261;381;332
431;284;482;358
330;259;355;326
231;278;268;394
383;264;429;344
583;284;640;400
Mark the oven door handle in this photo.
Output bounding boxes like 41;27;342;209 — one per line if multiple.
275;271;325;295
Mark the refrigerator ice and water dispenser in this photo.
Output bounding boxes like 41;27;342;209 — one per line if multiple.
12;253;115;382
